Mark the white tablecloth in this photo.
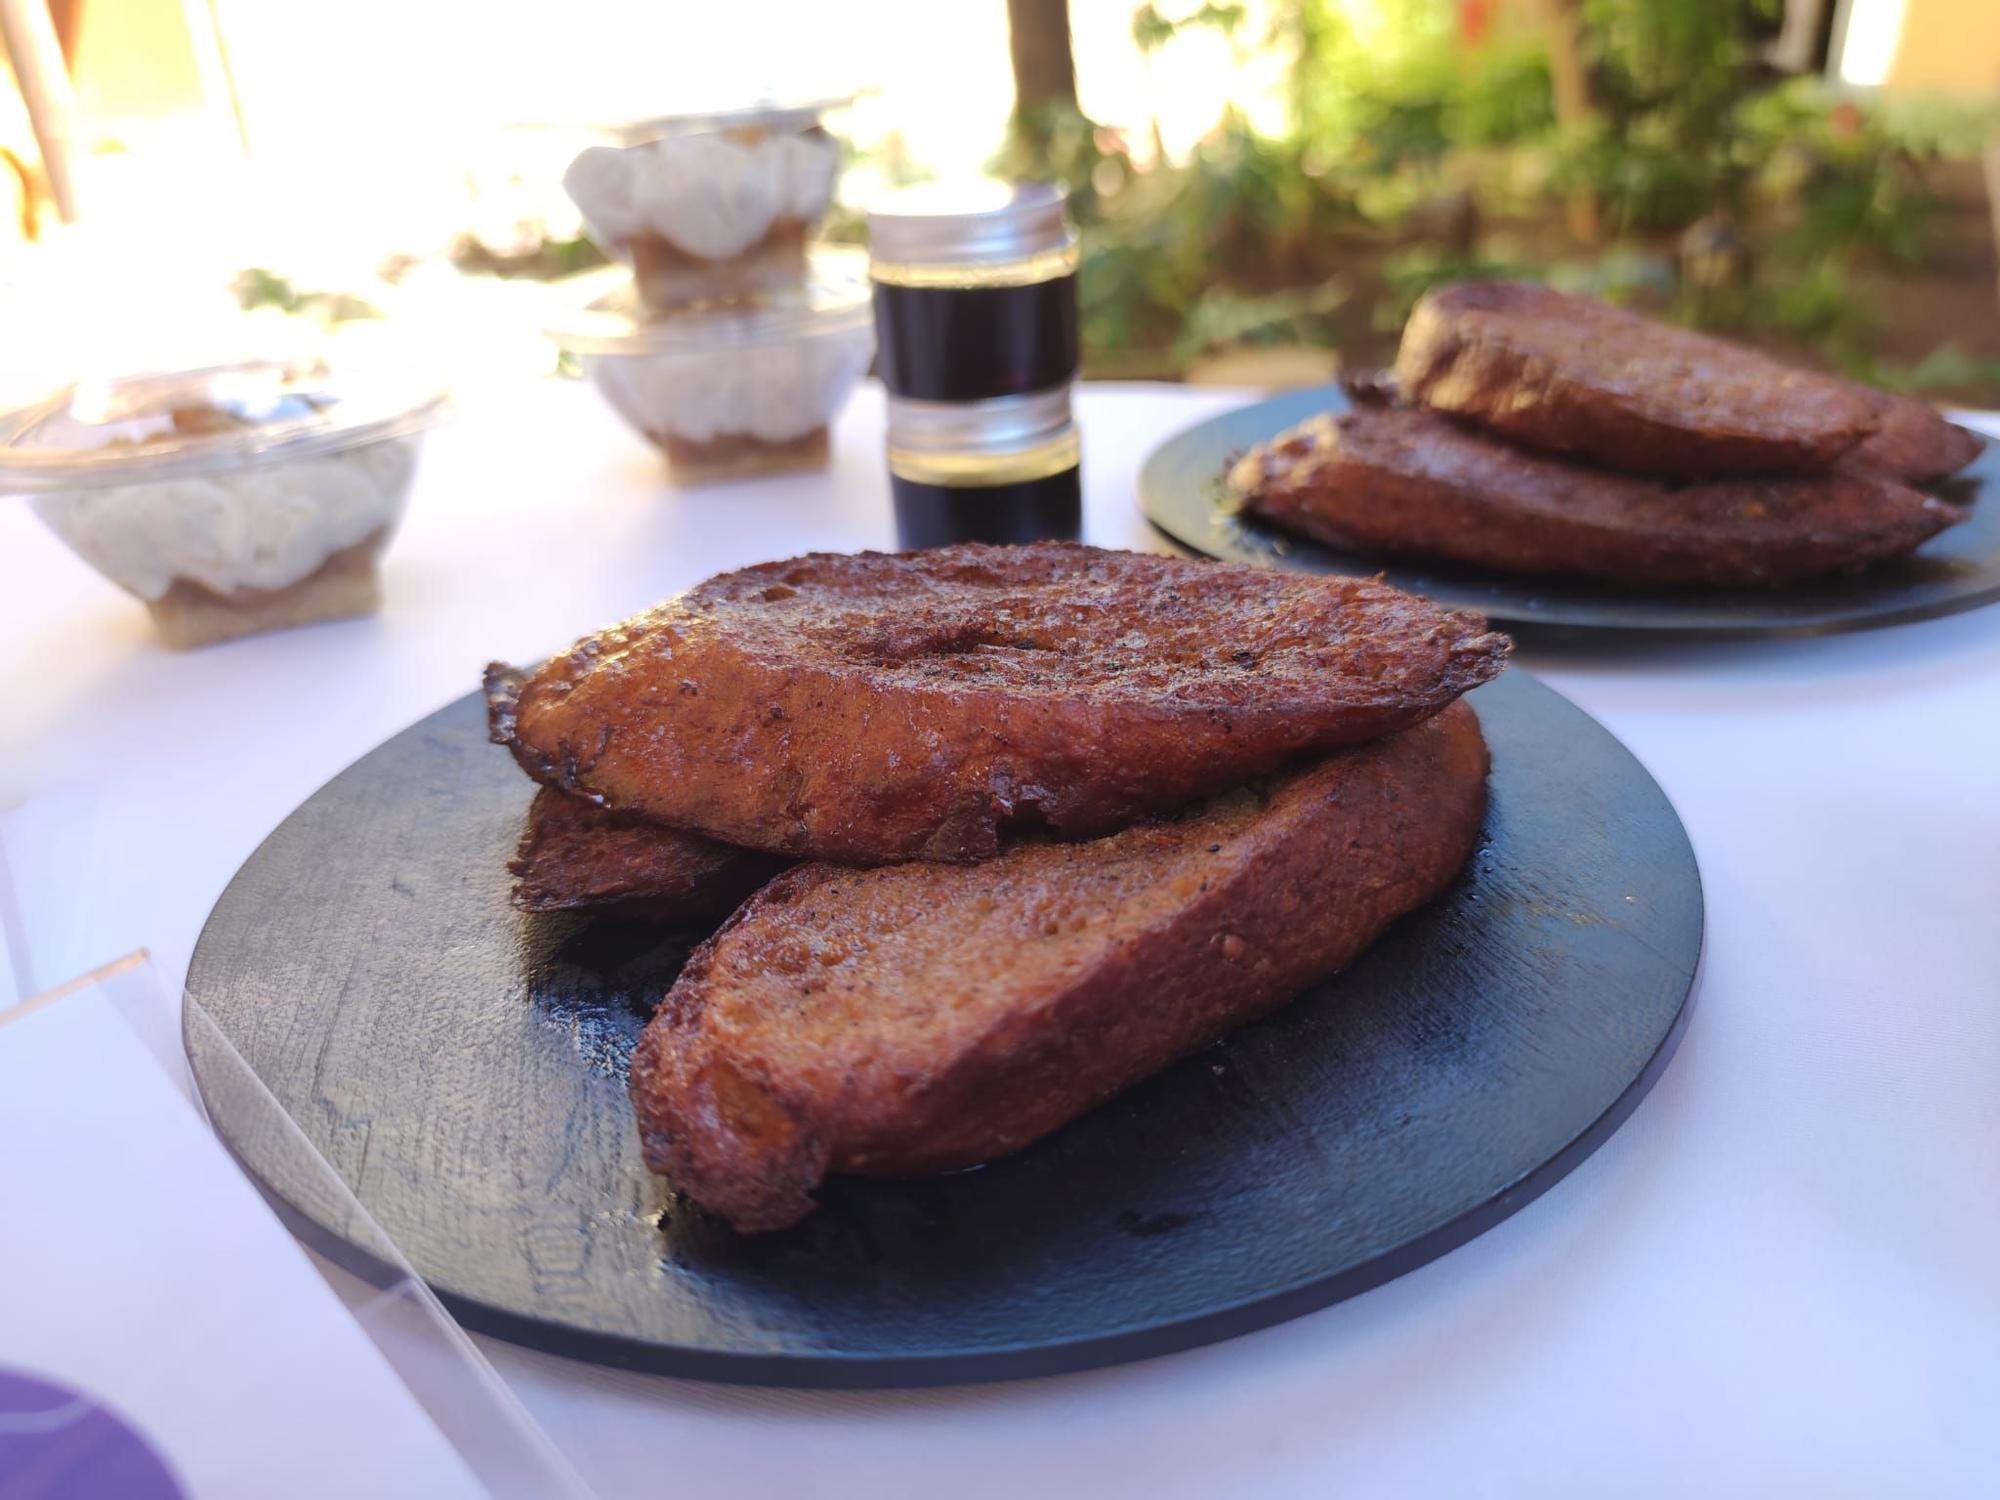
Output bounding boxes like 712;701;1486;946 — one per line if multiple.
4;381;1997;1498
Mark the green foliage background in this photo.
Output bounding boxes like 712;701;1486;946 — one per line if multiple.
1014;0;2000;394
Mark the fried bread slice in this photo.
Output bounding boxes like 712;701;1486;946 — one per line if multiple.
1354;360;1984;487
1231;405;1963;586
489;543;1507;864
509;787;787;922
629;699;1490;1232
1394;282;1879;477
1841;388;1985;484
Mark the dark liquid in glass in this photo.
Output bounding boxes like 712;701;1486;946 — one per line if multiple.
873;274;1079;401
892;467;1083;549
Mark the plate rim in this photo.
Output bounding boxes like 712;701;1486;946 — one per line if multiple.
188;669;1704;1389
193;950;1699;1388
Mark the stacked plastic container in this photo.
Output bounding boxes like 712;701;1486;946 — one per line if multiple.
546;99;875;487
1;359;447;648
867;181;1083;547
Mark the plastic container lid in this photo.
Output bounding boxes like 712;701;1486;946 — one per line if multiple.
0;359;447;492
547;249;874;356
867;180;1074;270
551;94;855;149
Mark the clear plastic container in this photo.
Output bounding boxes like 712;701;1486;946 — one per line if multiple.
560;97;850;311
0;359;446;648
549;250;874;487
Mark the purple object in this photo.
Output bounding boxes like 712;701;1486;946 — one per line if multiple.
0;1370;183;1500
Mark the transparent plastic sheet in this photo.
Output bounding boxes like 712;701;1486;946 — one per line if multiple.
0;952;594;1500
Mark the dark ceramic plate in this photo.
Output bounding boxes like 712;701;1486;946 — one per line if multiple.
186;669;1701;1388
1139;384;1998;640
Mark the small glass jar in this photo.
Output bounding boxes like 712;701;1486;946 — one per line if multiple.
886;387;1081;549
868;181;1079;403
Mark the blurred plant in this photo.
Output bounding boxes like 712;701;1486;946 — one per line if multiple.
1133;2;1250;160
231;268;383;323
1856;344;2000;396
447;234;607;281
987;0;1998;395
1378;242;1675;326
825;131;939;247
990;103;1128;220
1870;94;2000;161
1736;83;1933;266
1133;0;1249;62
1757;258;1868;348
1580;0;1774;127
1282;0;1553;177
1173;279;1348;361
1377;249;1550;328
444;140;605;284
1076;112;1361;362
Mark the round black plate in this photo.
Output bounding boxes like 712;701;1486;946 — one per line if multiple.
187;670;1701;1388
1140;384;1998;640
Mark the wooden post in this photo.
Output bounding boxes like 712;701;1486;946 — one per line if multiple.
0;0;80;222
1534;0;1601;244
1007;0;1079;152
1985;134;2000;306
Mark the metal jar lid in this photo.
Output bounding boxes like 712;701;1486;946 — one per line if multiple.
867;180;1076;281
886;386;1079;487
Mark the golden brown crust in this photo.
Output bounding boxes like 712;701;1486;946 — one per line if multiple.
1232;405;1963;587
1839;390;1985;484
147;530;386;649
1394;282;1879;477
650;426;829;484
629;700;1491;1232
488;543;1508;864
628;216;811;307
508;787;788;921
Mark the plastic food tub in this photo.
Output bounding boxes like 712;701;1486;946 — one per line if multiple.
2;359;446;648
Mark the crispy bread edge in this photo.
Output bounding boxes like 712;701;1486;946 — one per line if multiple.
630;705;1491;1232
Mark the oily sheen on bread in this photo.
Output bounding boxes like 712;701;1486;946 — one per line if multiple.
490;543;1507;864
1394;281;1880;477
1840;387;1985;484
1231;404;1963;586
508;786;788;922
629;699;1490;1232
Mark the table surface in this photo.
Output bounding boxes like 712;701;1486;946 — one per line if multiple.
3;380;1997;1499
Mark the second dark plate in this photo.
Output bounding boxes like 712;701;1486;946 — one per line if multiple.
1139;384;1999;640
